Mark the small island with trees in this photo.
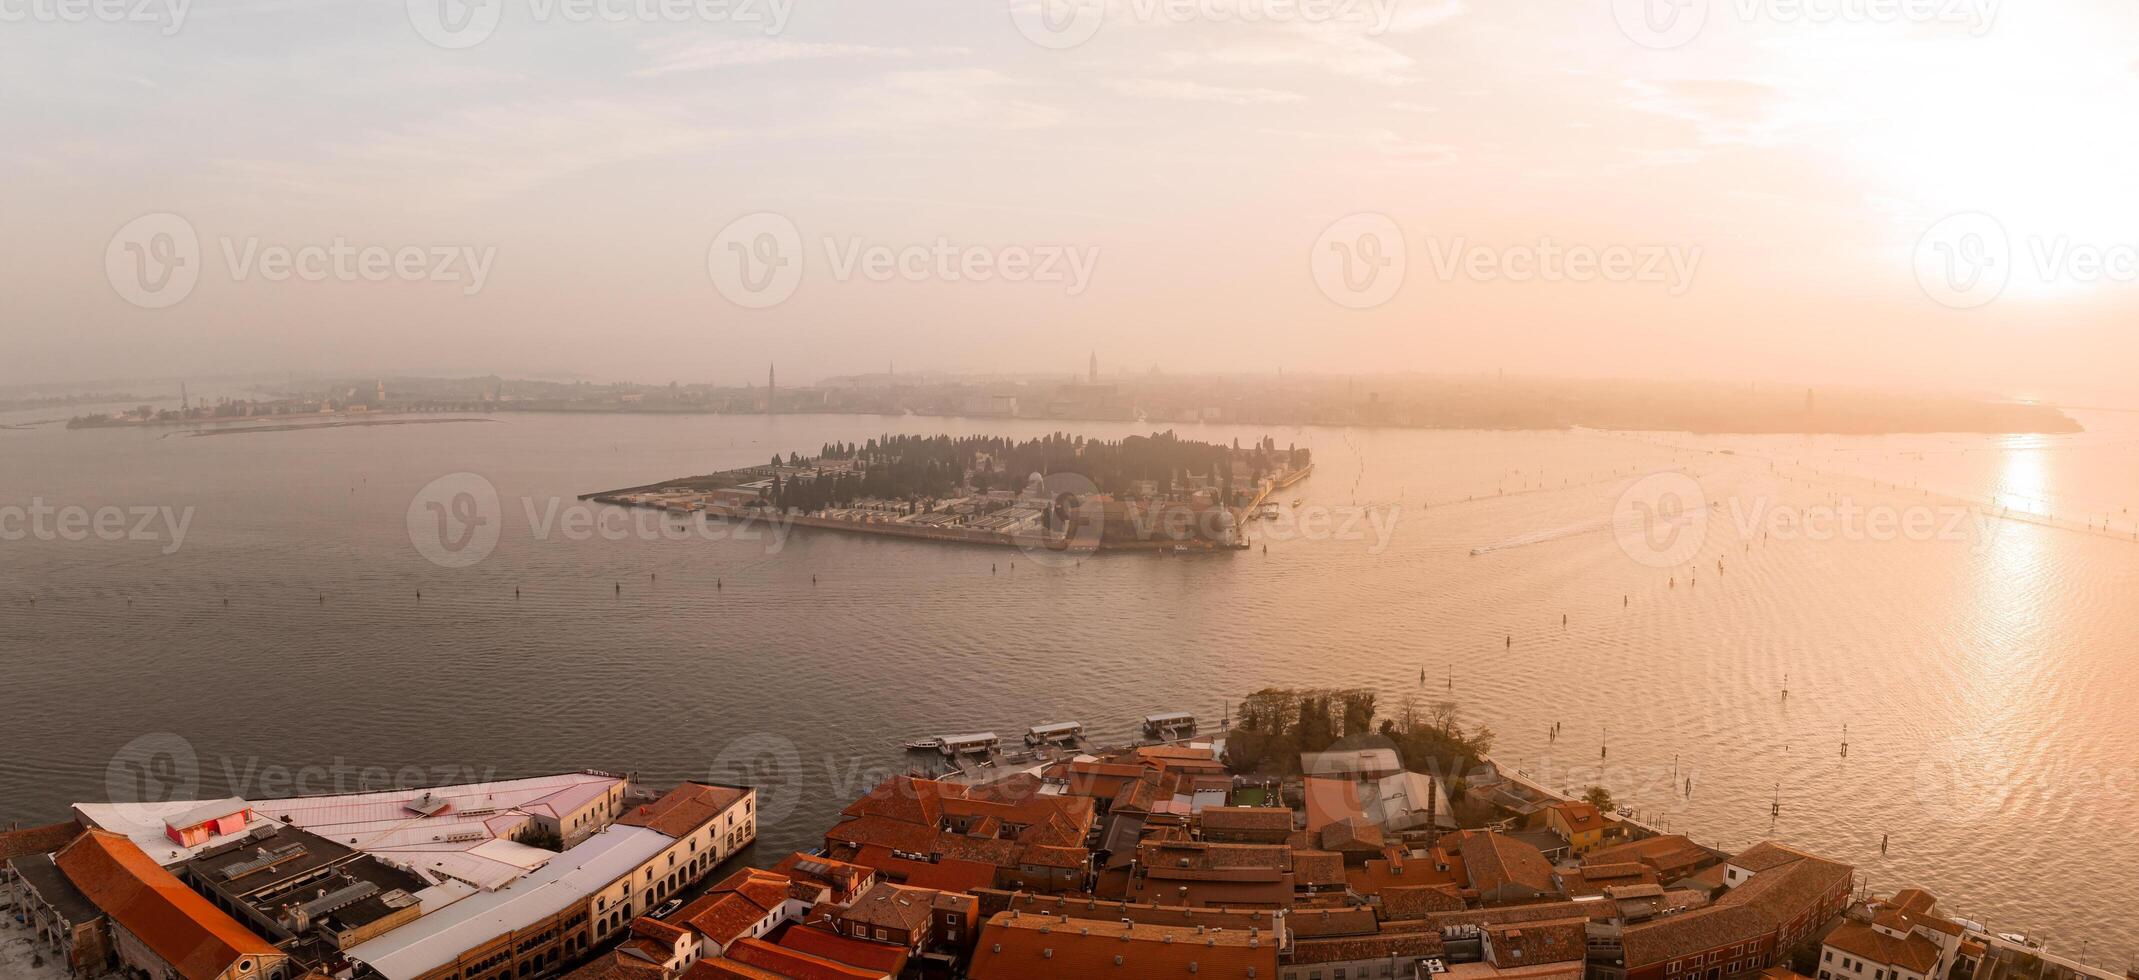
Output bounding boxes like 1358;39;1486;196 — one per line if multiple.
583;430;1313;552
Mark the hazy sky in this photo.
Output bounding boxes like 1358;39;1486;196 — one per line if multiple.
4;0;2138;403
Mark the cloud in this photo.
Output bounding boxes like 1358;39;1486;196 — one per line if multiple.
1622;79;1789;147
637;38;917;74
1164;29;1417;85
220;99;722;207
1253;126;1457;165
834;70;1064;132
1106;78;1305;104
1369;129;1459;163
1381;0;1466;33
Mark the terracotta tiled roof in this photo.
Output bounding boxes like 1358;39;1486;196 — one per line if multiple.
1717;848;1851;918
723;938;886;980
683;958;789;979
53;830;281;980
827;815;938;855
562;952;672;980
1292;930;1444;964
772;853;875;903
1623;904;1776;967
943;795;1072;830
778;925;910;975
1285;906;1379;938
842;845;999;894
1583;862;1651;881
1290;850;1346;887
1318;818;1386;852
679;868;795;947
825;815;1020;866
1202;807;1293;834
633;916;693;945
838;882;937;933
1549;801;1605;832
1112;775;1164;814
1486;917;1588;965
0;821;82;864
969;910;1279;979
1139;841;1291;872
619;782;751;839
1890;888;1937;915
1381;884;1468;919
1620;843;1853;968
841;777;945;827
1730;841;1819;873
973;889;1282;933
1069;761;1150;779
1586;834;1719;876
1017;810;1091;848
1131;745;1223;766
1457;831;1557;896
1867;891;1962;938
1422;901;1609;931
1826;922;1944;975
1560;861;1661;898
1018;844;1090;869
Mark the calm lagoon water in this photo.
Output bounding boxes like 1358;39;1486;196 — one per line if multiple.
2;409;2134;962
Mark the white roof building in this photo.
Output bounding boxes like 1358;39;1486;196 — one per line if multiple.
70;798;276;866
1300;748;1404;780
346;825;673;980
258;771;626;890
74;772;629;890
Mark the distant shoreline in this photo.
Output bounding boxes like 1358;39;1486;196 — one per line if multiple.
183;417;496;437
60;404;2087;438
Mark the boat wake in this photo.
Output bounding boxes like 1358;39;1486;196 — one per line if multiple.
1468;516;1616;555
